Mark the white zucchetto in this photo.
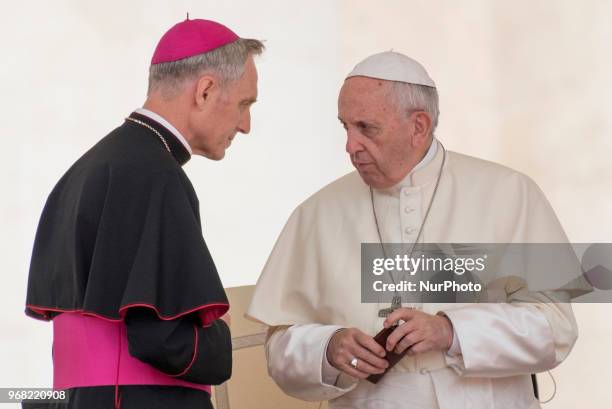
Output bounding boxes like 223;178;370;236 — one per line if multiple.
346;51;436;88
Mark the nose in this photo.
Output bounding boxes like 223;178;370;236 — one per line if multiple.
237;110;251;134
345;130;363;156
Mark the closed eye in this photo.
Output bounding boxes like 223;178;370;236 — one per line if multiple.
241;98;257;107
338;118;379;136
357;121;379;136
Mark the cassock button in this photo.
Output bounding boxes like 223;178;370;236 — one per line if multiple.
405;207;414;214
403;189;411;196
405;226;416;234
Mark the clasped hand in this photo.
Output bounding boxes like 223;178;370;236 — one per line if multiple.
326;308;453;378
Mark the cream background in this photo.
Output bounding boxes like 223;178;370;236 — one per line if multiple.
0;1;610;408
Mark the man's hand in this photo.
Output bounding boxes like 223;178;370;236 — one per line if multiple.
383;309;453;355
326;328;389;379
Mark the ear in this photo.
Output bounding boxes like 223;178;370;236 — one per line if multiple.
411;111;433;147
194;75;216;109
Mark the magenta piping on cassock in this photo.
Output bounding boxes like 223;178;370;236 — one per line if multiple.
26;302;229;326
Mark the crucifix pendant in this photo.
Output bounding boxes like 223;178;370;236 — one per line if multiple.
378;295;402;318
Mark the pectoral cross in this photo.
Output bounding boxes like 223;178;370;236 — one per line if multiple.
378;295;402;318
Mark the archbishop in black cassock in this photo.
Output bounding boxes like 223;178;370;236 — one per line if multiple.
25;110;232;409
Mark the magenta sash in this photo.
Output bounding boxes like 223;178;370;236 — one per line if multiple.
53;312;211;394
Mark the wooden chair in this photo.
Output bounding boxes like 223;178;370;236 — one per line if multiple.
212;285;326;409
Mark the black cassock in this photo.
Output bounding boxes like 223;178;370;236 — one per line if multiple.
25;112;232;409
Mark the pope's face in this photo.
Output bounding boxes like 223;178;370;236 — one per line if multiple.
192;55;258;160
338;77;420;189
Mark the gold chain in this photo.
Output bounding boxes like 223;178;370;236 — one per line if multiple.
125;117;171;153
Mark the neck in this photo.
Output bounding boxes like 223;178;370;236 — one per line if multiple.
142;97;195;148
393;137;434;184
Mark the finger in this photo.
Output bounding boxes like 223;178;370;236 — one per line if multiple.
352;338;389;370
340;362;370;380
386;321;417;351
384;308;419;328
395;330;424;354
346;352;387;375
355;331;387;359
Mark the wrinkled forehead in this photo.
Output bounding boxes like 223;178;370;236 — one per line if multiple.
341;76;390;95
338;77;393;114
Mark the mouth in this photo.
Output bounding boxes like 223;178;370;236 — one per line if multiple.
354;161;374;169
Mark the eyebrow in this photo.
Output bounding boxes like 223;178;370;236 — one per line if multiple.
338;116;379;127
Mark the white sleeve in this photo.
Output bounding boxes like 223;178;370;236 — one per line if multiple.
446;326;462;357
265;324;359;401
321;328;343;385
440;290;578;377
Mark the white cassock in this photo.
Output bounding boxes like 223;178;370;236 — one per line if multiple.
247;139;590;409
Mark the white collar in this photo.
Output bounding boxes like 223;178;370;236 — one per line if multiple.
135;108;193;155
412;138;438;174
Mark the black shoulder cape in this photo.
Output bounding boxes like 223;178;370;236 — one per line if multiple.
26;112;228;325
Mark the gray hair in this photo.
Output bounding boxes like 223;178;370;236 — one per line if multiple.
386;81;440;135
148;38;265;98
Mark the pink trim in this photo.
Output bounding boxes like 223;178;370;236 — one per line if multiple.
114;324;122;409
53;312;212;394
27;302;229;327
170;324;199;377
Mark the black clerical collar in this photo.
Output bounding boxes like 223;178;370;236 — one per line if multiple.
128;112;191;166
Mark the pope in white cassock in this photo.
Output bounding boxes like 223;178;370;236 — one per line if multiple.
247;52;588;409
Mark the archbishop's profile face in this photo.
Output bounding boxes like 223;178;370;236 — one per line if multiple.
194;55;259;160
338;76;416;189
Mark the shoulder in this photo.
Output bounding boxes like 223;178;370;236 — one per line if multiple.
447;151;521;179
98;123;189;181
49;125;192;202
281;171;368;230
102;123;182;173
298;171;365;211
447;150;540;193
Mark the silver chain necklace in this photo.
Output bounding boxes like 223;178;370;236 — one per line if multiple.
125;117;172;154
371;142;446;317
